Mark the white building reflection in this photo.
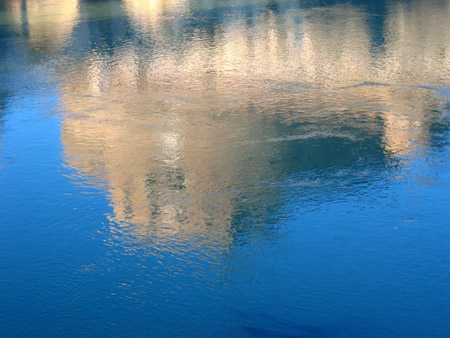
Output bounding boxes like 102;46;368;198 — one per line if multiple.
6;0;450;244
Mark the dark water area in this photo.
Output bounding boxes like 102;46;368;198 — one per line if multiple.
1;0;450;336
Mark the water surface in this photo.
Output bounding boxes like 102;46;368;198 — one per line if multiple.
1;0;450;337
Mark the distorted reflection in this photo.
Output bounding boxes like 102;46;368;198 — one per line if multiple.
7;0;449;250
3;0;79;51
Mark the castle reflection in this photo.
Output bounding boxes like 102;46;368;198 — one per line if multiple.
5;0;450;248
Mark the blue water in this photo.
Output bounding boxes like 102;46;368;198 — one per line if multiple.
1;0;450;336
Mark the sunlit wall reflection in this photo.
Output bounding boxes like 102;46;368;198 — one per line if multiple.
6;0;449;251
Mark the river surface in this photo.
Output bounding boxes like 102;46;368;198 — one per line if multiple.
1;0;450;337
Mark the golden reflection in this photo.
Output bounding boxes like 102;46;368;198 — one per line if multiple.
51;0;450;244
124;0;188;31
6;0;79;50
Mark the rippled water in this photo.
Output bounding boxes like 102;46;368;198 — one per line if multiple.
1;0;450;336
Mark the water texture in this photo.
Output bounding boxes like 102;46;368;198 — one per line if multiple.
1;0;450;337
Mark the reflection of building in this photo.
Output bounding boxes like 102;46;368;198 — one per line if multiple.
382;0;450;85
8;0;449;244
61;79;290;244
124;0;188;31
6;0;79;51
